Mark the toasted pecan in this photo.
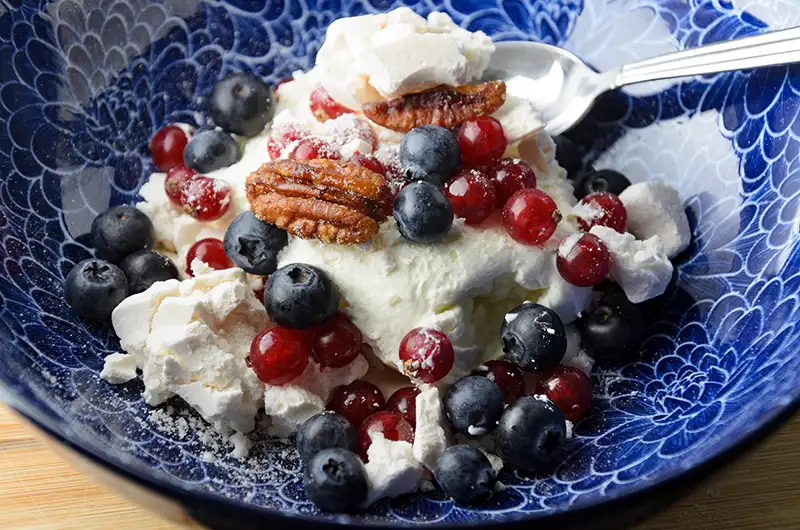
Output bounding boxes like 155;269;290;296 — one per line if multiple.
361;80;506;132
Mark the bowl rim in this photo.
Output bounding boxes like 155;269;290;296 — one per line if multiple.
5;386;799;528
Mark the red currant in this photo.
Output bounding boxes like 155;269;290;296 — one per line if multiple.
576;191;627;233
444;168;497;225
458;116;507;167
184;238;233;277
535;365;592;422
267;124;308;160
311;313;362;368
488;158;537;207
350;151;386;177
357;411;415;461
556;233;611;287
327;380;385;426
164;167;196;206
310;86;353;122
289;137;341;162
502;188;562;245
386;386;421;427
399;328;455;384
150;124;190;172
472;360;525;404
249;326;310;385
180;176;231;221
273;76;293;101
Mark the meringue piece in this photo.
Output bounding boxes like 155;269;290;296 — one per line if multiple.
619;180;691;259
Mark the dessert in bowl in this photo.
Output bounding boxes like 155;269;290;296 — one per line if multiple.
2;0;800;527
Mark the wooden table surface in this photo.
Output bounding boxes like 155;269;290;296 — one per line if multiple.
1;405;798;530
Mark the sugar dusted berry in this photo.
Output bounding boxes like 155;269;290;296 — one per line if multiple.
183;129;239;173
180;176;232;221
502;188;561;245
444;169;497;225
223;211;287;276
267;123;308;160
488;158;537;207
472;360;525;404
399;327;455;384
536;365;592;422
357;411;414;461
556;233;611;287
150;124;190;172
264;264;339;329
289;137;341;162
164;167;196;206
351;151;386;177
458;116;507;167
575;191;627;233
249;326;310;385
312;313;362;368
386;386;421;427
310;86;353;122
501;302;567;373
393;181;454;244
184;238;233;277
327;380;385;427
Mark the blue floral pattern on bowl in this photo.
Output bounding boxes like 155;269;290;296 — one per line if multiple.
1;0;800;525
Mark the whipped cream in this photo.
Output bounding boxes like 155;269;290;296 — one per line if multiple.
107;268;268;434
619;180;691;259
590;226;674;303
364;433;424;504
315;8;494;110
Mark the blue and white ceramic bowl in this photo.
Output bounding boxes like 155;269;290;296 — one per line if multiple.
2;0;800;528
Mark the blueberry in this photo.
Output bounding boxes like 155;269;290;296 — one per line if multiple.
444;376;505;437
501;302;566;373
303;448;367;513
120;250;180;295
91;205;155;264
65;259;128;320
265;263;339;329
553;135;583;180
296;412;357;463
183;130;239;173
574;169;631;199
393;181;454;244
577;289;645;363
434;445;497;504
399;125;460;185
223;211;288;275
210;73;275;137
495;395;566;471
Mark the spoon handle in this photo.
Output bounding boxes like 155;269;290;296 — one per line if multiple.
612;26;800;87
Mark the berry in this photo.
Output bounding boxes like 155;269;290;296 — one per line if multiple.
501;302;567;373
304;448;367;513
209;72;274;137
264;264;339;329
556;233;611;287
398;327;455;383
444;376;504;437
357;411;414;461
180;176;232;221
310;86;353;122
444;169;497;225
64;259;128;320
249;326;310;385
393;181;454;244
183;130;239;173
164;167;196;206
322;115;377;154
553;135;583;180
488;158;537;207
535;365;592;422
495;395;566;471
574;169;631;199
289;137;341;162
223;211;288;275
350;151;386;176
91;205;156;264
311;313;362;368
434;445;496;504
296;412;357;463
575;191;627;233
577;289;645;363
150;124;190;172
267;123;308;160
386;386;420;427
458;116;507;167
327;380;385;427
399;125;461;185
502;188;561;245
272;76;293;101
472;360;525;404
119;250;180;295
184;238;233;277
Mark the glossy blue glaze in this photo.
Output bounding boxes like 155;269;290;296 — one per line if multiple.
1;0;800;526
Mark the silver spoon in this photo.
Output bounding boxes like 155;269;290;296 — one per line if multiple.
487;26;800;136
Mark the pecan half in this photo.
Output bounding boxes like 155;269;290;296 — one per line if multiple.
246;159;390;245
361;80;506;132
